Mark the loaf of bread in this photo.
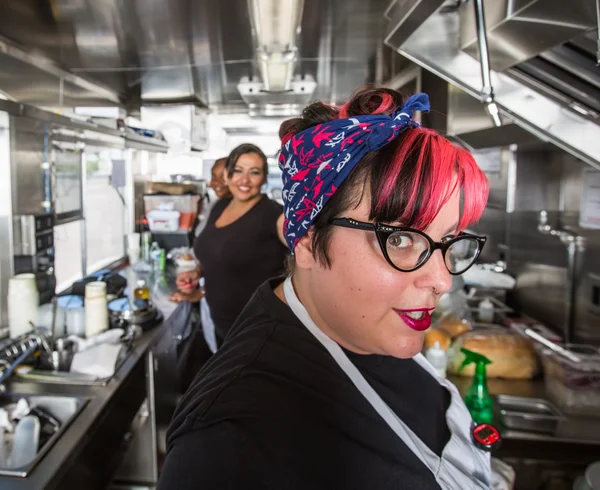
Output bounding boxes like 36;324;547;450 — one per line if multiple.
448;328;538;379
424;328;451;351
437;314;471;339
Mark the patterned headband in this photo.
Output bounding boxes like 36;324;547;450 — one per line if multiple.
279;93;430;251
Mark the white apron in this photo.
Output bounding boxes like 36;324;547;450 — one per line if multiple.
199;277;217;353
283;278;491;490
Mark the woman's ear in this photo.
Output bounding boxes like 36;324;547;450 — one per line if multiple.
294;229;316;270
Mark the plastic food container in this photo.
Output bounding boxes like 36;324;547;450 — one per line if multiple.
147;209;181;232
144;195;200;214
541;344;600;417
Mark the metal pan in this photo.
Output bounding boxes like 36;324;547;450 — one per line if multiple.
495;395;564;434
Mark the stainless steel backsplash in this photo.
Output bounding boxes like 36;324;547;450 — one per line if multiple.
471;146;600;344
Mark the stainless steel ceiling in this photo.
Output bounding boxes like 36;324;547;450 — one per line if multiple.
0;0;389;108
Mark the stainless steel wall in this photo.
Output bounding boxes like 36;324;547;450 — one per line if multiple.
0;112;13;328
10;117;47;215
472;146;600;344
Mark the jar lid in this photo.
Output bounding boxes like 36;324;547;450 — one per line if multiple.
85;281;107;298
108;297;130;312
57;295;84;309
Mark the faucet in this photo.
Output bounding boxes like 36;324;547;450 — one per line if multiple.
537;210;586;343
0;333;47;391
0;342;40;390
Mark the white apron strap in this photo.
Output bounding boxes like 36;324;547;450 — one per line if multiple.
283;278;440;474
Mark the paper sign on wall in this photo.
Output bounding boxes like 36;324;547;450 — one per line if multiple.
579;168;600;229
472;148;503;173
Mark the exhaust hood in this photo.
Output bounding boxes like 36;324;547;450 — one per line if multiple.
384;0;600;169
459;0;597;72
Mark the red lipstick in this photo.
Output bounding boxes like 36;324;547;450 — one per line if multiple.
393;308;434;332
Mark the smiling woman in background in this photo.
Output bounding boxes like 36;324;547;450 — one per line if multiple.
175;143;288;346
159;87;492;490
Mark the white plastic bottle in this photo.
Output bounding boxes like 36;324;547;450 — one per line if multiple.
85;281;109;338
478;298;494;323
426;341;448;379
149;242;161;273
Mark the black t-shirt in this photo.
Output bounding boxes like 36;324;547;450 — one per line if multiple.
159;278;452;490
193;195;288;338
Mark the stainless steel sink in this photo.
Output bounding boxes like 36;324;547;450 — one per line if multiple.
13;344;131;386
14;367;112;386
0;394;88;477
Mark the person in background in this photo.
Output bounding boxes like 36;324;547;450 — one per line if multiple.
196;157;232;236
158;87;492;489
170;157;231;305
170;157;233;353
173;143;287;346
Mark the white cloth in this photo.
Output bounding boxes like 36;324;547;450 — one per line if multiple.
283;277;491;490
199;277;217;353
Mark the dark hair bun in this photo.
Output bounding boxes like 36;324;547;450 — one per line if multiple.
338;87;404;118
279;102;339;144
279;86;405;144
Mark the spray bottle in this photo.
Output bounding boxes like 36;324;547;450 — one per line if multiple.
459;348;494;425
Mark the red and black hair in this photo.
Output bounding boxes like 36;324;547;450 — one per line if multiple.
279;86;489;266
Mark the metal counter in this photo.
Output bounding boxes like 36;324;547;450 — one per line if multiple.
0;322;168;490
0;268;181;490
449;375;600;465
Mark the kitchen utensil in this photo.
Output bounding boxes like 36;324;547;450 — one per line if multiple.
495;395;564;433
108;297;158;328
50;298;57;340
525;328;581;363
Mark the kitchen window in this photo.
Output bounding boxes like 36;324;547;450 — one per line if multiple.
84;149;126;273
54;220;83;292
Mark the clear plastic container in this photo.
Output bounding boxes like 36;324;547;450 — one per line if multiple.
542;344;600;417
143;194;200;214
146;209;180;232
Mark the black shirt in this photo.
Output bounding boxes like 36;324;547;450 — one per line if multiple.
194;195;287;339
159;278;452;490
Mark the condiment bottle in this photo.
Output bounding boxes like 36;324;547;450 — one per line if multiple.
425;341;448;379
133;280;150;309
478;298;494;323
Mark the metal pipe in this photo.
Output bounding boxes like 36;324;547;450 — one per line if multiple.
472;0;502;127
81;152;88;276
563;235;585;344
596;0;600;64
473;0;492;96
537;211;586;343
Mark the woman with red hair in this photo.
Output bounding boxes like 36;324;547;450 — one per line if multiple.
159;87;492;489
